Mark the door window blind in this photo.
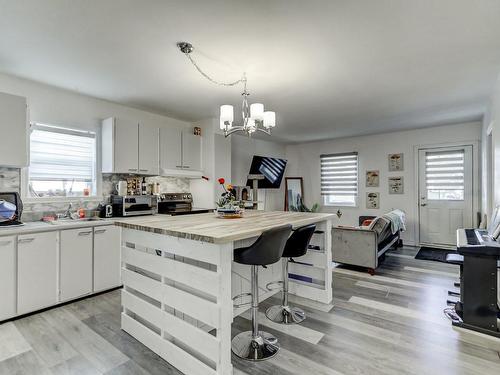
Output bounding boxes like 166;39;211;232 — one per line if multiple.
425;150;464;200
29;124;96;197
321;152;358;206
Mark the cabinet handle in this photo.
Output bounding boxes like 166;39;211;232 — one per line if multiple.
182;166;190;169
78;231;92;236
139;169;149;172
0;240;12;246
175;165;183;168
128;168;138;172
94;229;107;234
18;238;35;243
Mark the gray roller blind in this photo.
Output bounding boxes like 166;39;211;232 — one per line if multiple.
425;149;464;200
320;152;358;197
29;124;96;182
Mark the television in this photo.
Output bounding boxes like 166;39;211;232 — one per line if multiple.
246;155;287;189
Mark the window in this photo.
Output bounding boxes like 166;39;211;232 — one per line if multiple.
321;152;358;207
425;149;464;200
29;124;97;198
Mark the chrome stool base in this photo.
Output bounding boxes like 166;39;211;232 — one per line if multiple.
265;304;306;324
231;331;279;361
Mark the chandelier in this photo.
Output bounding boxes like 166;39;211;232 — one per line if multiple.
177;42;276;137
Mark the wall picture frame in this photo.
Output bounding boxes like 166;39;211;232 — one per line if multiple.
284;177;304;211
388;153;404;171
365;170;380;187
388;176;404;194
366;192;380;209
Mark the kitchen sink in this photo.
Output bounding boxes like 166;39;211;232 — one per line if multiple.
48;217;105;225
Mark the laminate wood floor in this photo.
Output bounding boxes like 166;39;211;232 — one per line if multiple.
1;246;499;375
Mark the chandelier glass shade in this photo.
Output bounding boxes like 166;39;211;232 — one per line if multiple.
177;42;276;137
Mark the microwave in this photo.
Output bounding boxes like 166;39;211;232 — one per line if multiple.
111;195;157;217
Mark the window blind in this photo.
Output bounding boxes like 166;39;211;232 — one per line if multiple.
320;152;358;199
425;149;464;200
29;124;96;183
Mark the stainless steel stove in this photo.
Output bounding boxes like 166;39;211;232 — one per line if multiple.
157;193;211;216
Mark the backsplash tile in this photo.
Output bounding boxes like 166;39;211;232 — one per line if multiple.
0;167;20;192
0;167;190;222
102;174;190;195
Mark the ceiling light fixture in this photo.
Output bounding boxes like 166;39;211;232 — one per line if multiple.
177;42;276;138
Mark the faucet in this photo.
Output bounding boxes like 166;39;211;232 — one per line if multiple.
64;203;73;218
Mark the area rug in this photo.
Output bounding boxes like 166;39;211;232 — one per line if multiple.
414;246;456;263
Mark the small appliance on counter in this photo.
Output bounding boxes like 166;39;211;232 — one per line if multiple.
97;202;113;218
0;192;24;227
111;195;158;217
158;193;211;216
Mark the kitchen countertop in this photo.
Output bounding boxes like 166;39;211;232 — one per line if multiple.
114;210;335;244
0;218;116;236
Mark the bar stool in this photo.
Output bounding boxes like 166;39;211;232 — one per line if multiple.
265;224;316;324
231;225;292;361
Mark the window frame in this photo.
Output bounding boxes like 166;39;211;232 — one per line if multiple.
23;123;100;201
321;152;359;208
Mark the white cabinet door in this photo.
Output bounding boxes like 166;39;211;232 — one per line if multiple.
138;124;159;175
0;92;28;167
114;118;139;174
0;236;16;320
182;131;202;171
160;126;182;172
18;232;58;315
94;225;121;292
60;228;93;302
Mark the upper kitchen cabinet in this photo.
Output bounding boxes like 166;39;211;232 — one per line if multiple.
159;126;202;177
182;131;202;172
138;123;159;175
0;92;29;168
101;117;159;175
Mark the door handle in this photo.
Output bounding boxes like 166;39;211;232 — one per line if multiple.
18;238;35;243
139;169;148;172
94;229;107;234
128;168;138;172
182;166;190;169
78;231;92;236
420;203;427;206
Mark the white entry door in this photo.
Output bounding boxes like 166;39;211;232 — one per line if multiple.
418;145;473;246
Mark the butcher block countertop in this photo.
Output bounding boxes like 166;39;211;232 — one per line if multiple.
114;210;334;244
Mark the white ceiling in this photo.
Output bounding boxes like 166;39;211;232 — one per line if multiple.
1;0;500;142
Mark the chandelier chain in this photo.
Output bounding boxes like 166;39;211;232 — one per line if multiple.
184;53;246;88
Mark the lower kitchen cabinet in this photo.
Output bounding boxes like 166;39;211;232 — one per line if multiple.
0;236;16;320
17;232;58;315
60;228;93;301
94;225;121;292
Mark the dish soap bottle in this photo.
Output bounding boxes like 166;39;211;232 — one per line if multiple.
141;177;147;195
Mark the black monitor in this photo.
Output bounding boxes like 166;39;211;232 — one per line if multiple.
0;192;23;221
246;156;287;189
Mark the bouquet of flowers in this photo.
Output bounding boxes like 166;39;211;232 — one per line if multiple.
216;178;236;208
215;178;244;218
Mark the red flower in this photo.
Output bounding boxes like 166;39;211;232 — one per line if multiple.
218;178;225;185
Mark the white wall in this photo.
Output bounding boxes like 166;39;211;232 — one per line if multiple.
481;73;500;304
286;122;482;245
189;118;231;209
231;135;287;211
0;73;192;197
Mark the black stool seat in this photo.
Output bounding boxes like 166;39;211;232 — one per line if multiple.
446;253;464;265
231;224;292;361
266;224;316;325
282;224;316;258
234;225;292;265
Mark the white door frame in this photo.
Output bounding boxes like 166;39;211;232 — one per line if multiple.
413;140;480;247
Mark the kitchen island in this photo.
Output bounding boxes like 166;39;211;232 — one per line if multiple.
114;210;334;375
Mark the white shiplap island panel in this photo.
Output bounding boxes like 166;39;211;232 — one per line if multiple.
115;211;334;375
